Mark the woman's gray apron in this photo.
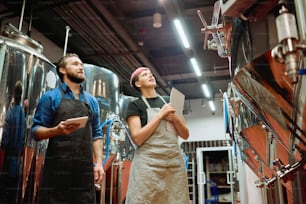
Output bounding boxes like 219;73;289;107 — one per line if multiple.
38;91;95;204
125;96;190;204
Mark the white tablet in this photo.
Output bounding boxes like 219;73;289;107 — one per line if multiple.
65;116;88;128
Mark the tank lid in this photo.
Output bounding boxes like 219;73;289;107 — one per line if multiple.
2;23;43;53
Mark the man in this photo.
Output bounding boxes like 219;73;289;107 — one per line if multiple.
31;53;104;204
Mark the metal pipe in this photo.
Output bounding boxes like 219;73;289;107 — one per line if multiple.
63;26;70;56
110;162;115;204
26;2;33;37
54;4;137;80
70;3;139;77
117;161;122;204
100;176;106;204
294;0;306;43
18;0;27;31
53;6;120;68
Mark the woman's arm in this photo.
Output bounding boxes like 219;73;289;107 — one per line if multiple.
166;112;189;140
127;114;161;146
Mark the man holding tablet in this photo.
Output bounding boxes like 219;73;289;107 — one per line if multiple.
31;53;104;204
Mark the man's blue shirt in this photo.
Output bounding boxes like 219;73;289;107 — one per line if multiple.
31;83;103;141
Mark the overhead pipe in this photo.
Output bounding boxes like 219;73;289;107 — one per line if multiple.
89;0;170;95
63;25;70;56
26;1;34;37
53;5;130;77
18;0;27;31
70;3;140;77
16;0;36;38
54;3;141;81
75;2;141;65
58;2;148;85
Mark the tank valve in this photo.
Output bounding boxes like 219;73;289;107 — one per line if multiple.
272;4;300;83
273;153;306;183
263;176;277;188
255;179;265;188
255;176;276;188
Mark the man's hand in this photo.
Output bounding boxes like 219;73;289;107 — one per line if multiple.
57;120;80;135
94;163;105;184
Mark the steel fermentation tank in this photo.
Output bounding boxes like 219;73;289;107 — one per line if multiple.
118;94;137;122
83;63;120;123
0;24;58;203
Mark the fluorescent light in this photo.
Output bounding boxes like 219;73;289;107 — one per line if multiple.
201;83;210;98
208;100;216;112
174;19;190;48
190;58;202;77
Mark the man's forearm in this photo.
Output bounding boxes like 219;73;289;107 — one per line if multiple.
93;139;103;165
35;126;61;140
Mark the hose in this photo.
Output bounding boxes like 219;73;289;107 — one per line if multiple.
101;117;137;166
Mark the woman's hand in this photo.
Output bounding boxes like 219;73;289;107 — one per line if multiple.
165;112;179;123
158;103;176;119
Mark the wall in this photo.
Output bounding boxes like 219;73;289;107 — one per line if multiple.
183;96;227;142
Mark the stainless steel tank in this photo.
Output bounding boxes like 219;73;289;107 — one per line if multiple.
118;94;137;122
0;24;58;203
83;64;120;122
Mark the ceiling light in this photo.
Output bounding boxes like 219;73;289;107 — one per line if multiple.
153;12;162;28
190;58;202;77
201;83;210;98
174;19;190;48
208;100;216;112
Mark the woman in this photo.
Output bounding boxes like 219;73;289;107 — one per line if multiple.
125;67;190;204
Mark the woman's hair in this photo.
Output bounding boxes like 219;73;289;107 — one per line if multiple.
130;67;149;92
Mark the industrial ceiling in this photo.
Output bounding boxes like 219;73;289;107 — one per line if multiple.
0;0;230;100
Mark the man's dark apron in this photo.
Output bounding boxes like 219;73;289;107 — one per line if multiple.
38;92;95;204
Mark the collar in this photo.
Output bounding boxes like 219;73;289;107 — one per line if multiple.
60;82;84;94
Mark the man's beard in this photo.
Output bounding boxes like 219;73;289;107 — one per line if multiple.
67;72;85;83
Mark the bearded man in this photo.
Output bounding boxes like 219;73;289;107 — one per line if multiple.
31;53;104;204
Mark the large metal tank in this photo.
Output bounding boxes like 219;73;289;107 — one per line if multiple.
83;64;120;123
0;24;58;203
118;94;137;122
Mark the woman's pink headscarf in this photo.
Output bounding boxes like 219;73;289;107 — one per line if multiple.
129;67;149;87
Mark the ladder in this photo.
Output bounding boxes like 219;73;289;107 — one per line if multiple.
187;155;196;204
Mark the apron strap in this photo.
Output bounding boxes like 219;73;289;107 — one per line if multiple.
141;95;167;108
59;84;90;104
